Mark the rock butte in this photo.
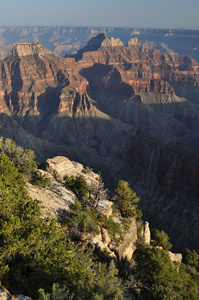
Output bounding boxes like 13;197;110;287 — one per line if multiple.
10;42;52;57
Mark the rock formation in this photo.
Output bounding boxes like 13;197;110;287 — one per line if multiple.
9;42;52;58
26;169;76;218
26;155;183;263
168;251;182;264
26;156;138;260
142;221;151;245
128;37;141;47
0;283;32;300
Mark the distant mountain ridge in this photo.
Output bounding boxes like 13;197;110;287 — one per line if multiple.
0;26;199;61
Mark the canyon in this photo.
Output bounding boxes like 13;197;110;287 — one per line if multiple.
0;33;198;251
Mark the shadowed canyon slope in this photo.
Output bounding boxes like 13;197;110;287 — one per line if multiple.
0;34;199;251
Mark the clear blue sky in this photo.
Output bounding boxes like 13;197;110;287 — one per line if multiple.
1;0;199;30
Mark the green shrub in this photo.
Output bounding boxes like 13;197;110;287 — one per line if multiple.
82;166;93;174
0;137;37;174
114;180;140;218
0;154;124;299
64;175;89;199
32;173;51;188
184;249;199;269
65;200;100;237
135;246;199;300
151;229;172;250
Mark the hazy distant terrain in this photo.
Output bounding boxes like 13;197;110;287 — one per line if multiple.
0;26;199;61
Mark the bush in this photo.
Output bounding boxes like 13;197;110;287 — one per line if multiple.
82;166;93;174
184;249;199;269
114;180;140;218
151;229;172;250
135;246;199;299
0;154;124;299
64;175;89;199
32;173;51;188
65;200;100;237
0;137;37;174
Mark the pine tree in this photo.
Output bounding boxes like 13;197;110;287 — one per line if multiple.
115;180;140;218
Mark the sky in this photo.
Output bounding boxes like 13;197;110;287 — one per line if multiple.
0;0;199;30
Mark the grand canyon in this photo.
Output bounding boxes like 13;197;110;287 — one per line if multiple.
0;29;198;252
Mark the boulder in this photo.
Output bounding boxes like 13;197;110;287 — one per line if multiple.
98;199;113;217
168;251;183;264
46;156;83;181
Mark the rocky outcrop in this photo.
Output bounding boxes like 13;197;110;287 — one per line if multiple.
128;37;140;47
83;33;123;50
46;155;100;185
0;284;32;300
46;156;84;181
27;156;138;260
110;219;137;260
91;219;137;260
9;42;52;57
142;221;151;245
26;169;76;218
168;251;182;264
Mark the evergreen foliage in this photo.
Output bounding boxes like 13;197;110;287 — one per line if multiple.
65;200;100;238
0;154;123;299
65;175;89;199
0;137;37;174
135;246;199;299
184;249;199;269
114;180;141;218
38;258;124;300
151;229;172;250
32;172;52;188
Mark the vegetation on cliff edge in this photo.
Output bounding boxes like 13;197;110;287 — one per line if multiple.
0;141;198;299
